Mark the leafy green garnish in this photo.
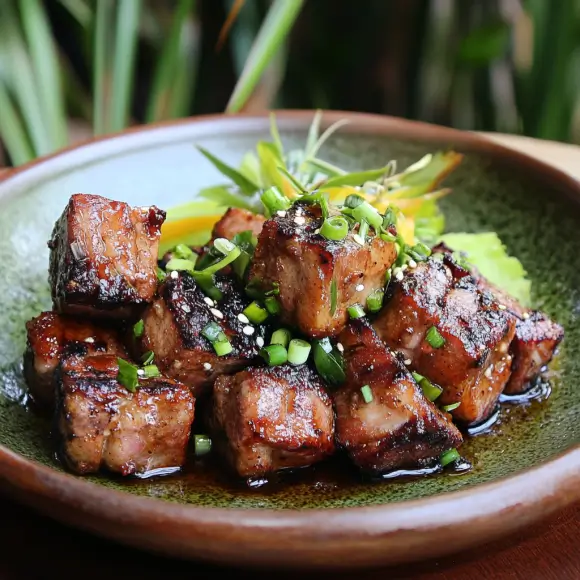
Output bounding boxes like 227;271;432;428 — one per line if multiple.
440;232;531;307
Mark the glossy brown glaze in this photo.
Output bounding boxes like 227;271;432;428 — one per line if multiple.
23;311;127;410
58;354;194;476
211;364;335;479
48;193;165;319
139;272;267;397
210;207;265;241
249;202;397;338
335;321;462;473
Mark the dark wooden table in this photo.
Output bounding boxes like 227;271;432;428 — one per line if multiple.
0;496;578;579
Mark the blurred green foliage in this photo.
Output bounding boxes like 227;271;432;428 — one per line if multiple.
0;0;579;166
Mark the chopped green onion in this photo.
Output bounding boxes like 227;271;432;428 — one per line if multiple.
243;301;269;324
233;251;252;280
260;344;288;366
299;192;330;219
213;237;236;255
320;216;349;241
380;231;397;243
213;335;233;356
442;402;461;412
117;358;139;393
366;289;384;313
133;319;144;338
165;258;195;273
440;448;460;467
156;267;167;282
426;326;445;349
194;434;212;457
261;186;292;216
360;384;373;403
265;296;281;315
354;219;369;245
347;304;366;319
412;371;424;383
385;268;392;285
351;201;382;231
344;194;365;209
173;243;195;260
271;328;291;348
142;364;161;379
312;339;346;386
141;350;154;365
411;371;443;402
413;242;432;258
383;207;397;228
195;274;223;301
288;339;311;365
330;279;338;316
198;246;241;276
202;322;222;343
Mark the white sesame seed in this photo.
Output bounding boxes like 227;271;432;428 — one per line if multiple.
408;259;417;269
137;369;145;376
277;210;287;217
401;264;408;272
210;308;224;319
355;283;364;292
170;270;179;279
203;362;212;371
203;296;215;307
523;312;530;319
314;229;320;235
256;337;265;348
294;216;306;225
295;207;303;215
394;268;404;281
336;342;344;353
181;304;191;313
238;313;250;324
498;304;507;310
484;364;494;379
404;358;412;366
84;337;95;343
243;325;255;336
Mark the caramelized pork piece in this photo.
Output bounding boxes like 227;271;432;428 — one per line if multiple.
138;272;267;397
248;202;397;338
334;321;462;473
48;193;165;319
373;258;516;424
23;311;127;410
211;364;335;478
432;244;564;394
210;207;265;241
57;354;194;476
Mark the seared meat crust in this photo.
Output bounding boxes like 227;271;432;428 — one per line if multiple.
248;202;397;338
139;273;267;397
57;354;194;476
334;321;462;473
211;207;265;241
23;311;127;410
211;364;335;478
48;193;165;319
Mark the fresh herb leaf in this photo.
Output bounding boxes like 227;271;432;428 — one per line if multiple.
321;165;394;189
269;111;284;159
198;185;257;212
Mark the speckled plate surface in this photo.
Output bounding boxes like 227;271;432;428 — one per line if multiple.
0;111;579;569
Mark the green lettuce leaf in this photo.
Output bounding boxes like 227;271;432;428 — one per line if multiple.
439;232;531;307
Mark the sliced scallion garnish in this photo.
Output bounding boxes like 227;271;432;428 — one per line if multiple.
173;243;195;260
202;321;222;343
261;186;292;216
360;384;373;403
287;339;311;365
142;364;161;379
265;296;281;315
133;319;144;338
426;326;445;349
271;328;291;348
347;304;365;319
442;402;461;412
194;434;212;457
351;201;382;231
440;448;460;467
141;350;154;365
320;216;349;241
312;339;345;386
213;334;233;356
366;289;384;313
117;358;139;393
344;194;365;209
243;301;269;324
156;267;167;282
165;258;196;273
260;344;288;366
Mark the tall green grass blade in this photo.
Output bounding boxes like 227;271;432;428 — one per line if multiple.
146;0;197;122
0;82;35;165
93;0;114;135
0;1;53;156
21;0;68;149
226;0;304;113
110;0;142;131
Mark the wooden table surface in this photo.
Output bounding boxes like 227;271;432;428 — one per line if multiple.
1;133;579;580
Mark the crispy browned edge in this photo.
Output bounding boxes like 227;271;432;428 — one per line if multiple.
0;110;578;570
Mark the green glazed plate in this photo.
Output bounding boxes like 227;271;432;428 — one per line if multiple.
0;111;578;569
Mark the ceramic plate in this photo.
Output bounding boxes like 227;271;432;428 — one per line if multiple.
0;111;579;569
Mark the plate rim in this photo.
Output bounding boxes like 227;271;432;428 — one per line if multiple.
1;109;579;567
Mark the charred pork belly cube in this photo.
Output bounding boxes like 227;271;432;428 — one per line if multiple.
23;311;127;410
432;244;564;394
334;320;462;474
373;258;516;424
57;354;194;476
48;193;166;319
138;272;267;397
248;202;397;338
210;207;265;241
211;364;335;479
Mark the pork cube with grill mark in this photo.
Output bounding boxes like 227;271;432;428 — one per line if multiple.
248;202;397;338
23;311;127;410
211;364;335;479
432;244;564;394
48;193;166;319
138;272;267;397
57;354;194;476
373;258;516;424
334;320;462;473
211;207;265;241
